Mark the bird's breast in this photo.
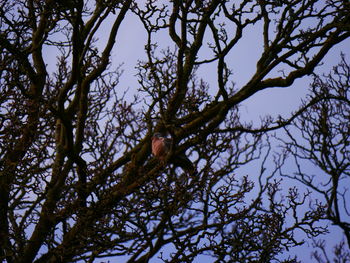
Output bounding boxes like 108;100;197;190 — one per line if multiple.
152;140;166;157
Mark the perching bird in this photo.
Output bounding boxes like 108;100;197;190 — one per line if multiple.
151;133;196;174
151;132;172;163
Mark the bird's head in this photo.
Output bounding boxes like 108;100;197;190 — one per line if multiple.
152;132;164;139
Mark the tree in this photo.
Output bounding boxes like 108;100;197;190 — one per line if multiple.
0;0;349;262
279;55;350;262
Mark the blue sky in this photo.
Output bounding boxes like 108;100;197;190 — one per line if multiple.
100;7;350;262
40;3;350;261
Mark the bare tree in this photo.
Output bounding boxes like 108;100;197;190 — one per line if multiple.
0;0;349;262
279;55;350;260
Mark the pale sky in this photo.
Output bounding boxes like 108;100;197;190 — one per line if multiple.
41;4;350;262
106;9;350;263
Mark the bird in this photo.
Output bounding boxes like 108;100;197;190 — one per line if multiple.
151;132;172;163
151;133;196;174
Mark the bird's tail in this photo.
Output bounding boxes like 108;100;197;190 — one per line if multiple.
171;154;196;175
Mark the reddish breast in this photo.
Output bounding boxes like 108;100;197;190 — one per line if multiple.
152;138;166;157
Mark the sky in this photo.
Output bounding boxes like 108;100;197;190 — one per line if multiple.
111;8;350;120
103;7;350;263
40;2;350;262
